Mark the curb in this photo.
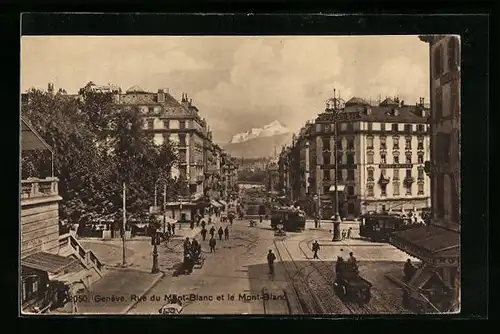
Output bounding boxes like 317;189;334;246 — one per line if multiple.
121;271;165;314
108;266;153;274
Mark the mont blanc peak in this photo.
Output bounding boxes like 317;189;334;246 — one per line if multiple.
229;120;290;144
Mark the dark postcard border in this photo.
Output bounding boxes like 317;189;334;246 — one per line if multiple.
10;13;489;324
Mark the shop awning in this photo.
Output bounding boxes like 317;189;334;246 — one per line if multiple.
218;200;227;206
389;225;460;263
210;200;222;207
21;252;80;275
132;223;148;229
328;185;345;192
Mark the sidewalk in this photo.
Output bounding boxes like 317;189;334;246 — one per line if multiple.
75;268;164;314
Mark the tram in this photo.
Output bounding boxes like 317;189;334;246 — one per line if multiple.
270;207;306;232
359;213;424;242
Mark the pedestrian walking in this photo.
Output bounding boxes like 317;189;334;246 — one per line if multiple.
209;237;216;252
209;226;215;238
312;240;320;259
267;250;276;276
183;237;191;255
404;259;416;282
190;220;194;229
167;222;172;235
224;226;229;240
201;227;207;241
218;227;224;241
341;230;346;240
172;223;176;236
201;220;206;229
347;227;352;239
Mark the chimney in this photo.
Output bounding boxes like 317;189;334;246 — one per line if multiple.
181;93;190;108
157;89;165;102
48;83;54;95
400;100;404;107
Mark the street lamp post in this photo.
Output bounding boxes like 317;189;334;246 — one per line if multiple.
151;230;159;274
151;177;167;274
330;90;343;242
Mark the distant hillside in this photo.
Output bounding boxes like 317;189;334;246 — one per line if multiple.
222;132;292;158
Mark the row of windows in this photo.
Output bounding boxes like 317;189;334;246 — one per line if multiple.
367;168;425;180
370;152;425;164
367;183;425;197
321;167;425;182
317;123;427;133
369;123;426;133
367;136;425;150
321;182;425;198
321;134;426;151
147;119;187;130
321;151;426;165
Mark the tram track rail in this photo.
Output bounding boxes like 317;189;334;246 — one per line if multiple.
297;237;409;314
273;238;324;314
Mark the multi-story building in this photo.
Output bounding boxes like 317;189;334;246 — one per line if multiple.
112;87;208;197
285;96;431;219
96;84;232;220
388;35;460;313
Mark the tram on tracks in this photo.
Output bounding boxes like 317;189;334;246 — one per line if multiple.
359;213;424;242
270;207;306;232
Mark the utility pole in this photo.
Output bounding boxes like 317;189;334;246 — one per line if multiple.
317;186;322;227
122;182;127;266
154;183;157;209
163;183;167;234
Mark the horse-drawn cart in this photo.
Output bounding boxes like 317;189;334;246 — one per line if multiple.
193;252;205;269
334;261;372;303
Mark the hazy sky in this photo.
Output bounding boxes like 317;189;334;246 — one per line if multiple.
21;36;429;142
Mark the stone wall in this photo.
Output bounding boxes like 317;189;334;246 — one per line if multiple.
21;197;62;259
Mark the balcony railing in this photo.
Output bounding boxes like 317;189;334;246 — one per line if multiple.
21;178;59;200
59;233;103;273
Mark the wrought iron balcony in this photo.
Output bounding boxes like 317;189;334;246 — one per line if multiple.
21;178;59;200
377;174;390;185
404;176;415;185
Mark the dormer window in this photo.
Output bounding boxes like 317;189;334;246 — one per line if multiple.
393;108;399;116
365;106;372;115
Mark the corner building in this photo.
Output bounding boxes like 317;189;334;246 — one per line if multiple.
111;86;209;198
308;96;431;218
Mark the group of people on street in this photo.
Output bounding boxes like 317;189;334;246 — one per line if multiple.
180;221;234;274
335;249;359;277
182;237;202;274
341;227;353;240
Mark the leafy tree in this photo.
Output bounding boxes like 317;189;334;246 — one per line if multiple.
21;88;178;224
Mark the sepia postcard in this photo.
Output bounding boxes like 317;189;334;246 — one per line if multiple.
20;34;460;316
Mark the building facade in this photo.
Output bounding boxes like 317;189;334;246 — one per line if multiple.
388;35;461;313
284;96;431;219
79;83;238;220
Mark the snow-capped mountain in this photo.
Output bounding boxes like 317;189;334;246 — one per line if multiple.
229;120;290;144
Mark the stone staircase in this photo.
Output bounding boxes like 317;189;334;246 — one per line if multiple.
58;233;105;285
